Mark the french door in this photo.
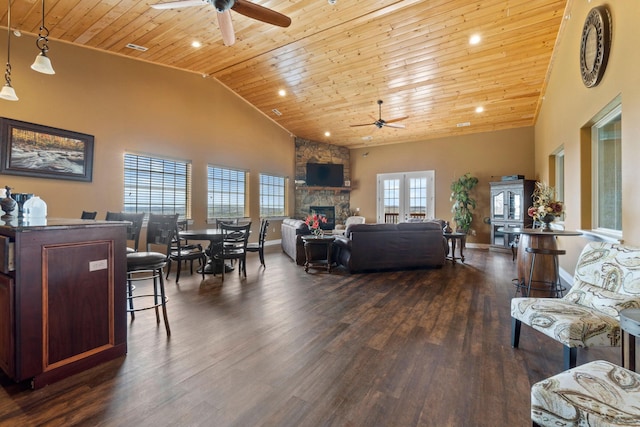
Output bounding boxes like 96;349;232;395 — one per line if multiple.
377;171;435;223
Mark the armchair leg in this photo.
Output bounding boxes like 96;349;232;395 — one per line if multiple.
511;317;521;348
564;346;577;370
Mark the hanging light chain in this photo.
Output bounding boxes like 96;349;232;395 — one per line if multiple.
36;0;50;54
4;0;12;85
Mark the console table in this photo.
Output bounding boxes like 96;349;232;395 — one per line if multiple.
302;235;336;273
0;218;128;388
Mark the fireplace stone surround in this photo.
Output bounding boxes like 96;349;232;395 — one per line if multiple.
295;137;351;226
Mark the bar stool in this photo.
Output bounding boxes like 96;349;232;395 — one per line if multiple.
515;246;566;297
125;213;178;336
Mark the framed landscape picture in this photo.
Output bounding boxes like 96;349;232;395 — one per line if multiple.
0;118;94;182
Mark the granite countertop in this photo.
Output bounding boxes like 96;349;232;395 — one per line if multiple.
0;217;128;231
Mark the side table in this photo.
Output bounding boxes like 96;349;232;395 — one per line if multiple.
443;232;466;264
301;235;336;273
620;308;640;371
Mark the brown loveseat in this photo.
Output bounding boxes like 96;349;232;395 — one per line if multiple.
333;221;447;273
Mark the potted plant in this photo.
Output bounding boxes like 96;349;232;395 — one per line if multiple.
450;173;478;233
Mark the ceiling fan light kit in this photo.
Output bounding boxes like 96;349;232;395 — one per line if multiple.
151;0;291;47
350;100;408;129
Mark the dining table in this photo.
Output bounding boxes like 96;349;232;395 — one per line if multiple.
179;228;229;275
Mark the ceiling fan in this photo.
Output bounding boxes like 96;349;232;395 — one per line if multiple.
350;100;408;129
150;0;291;47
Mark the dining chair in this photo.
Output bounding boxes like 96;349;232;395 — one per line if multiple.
105;211;145;252
247;219;269;267
215;218;239;228
81;210;97;220
125;213;178;335
216;222;251;282
166;220;206;283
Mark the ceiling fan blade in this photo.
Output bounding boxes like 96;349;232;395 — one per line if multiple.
384;116;409;124
383;123;406;129
150;0;205;9
217;10;236;46
350;123;375;127
232;0;291;27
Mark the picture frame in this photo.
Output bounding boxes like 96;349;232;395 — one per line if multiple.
0;118;94;182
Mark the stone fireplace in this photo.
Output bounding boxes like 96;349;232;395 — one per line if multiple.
295;137;351;226
310;206;335;230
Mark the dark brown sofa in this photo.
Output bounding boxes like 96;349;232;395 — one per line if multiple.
281;218;312;265
333;221;447;273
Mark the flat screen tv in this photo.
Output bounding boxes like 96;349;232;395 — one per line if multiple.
306;163;344;187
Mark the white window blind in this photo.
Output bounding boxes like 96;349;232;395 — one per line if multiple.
124;153;191;219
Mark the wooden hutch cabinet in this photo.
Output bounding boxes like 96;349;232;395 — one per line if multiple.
0;219;127;388
490;179;535;250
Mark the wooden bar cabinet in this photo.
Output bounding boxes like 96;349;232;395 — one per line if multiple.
0;218;127;389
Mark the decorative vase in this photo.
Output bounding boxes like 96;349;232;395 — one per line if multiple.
541;213;555;231
10;193;33;218
1;186;16;219
311;228;323;237
444;221;453;233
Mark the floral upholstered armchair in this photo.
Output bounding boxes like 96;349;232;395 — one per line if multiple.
511;242;640;369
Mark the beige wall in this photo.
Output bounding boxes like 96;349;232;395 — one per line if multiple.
535;1;640;272
0;34;294;237
348;127;536;245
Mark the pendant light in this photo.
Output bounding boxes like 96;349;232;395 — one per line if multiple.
31;0;55;75
0;0;18;101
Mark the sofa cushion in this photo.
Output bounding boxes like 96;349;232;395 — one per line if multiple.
345;223;397;238
282;218;310;234
397;221;443;231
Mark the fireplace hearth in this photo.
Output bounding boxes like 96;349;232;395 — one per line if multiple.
310;206;335;230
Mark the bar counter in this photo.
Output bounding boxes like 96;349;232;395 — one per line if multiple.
0;217;128;388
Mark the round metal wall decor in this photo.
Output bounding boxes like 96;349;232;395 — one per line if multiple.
579;6;611;88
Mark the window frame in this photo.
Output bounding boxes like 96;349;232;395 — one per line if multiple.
123;152;192;219
207;165;248;220
591;104;622;237
259;173;287;219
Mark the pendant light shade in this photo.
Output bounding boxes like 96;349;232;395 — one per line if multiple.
32;0;55;75
31;52;55;75
0;84;18;101
1;0;18;101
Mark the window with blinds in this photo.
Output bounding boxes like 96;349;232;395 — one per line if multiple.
259;173;286;217
124;153;192;219
207;166;246;218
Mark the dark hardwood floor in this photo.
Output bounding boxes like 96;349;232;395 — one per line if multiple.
0;246;618;426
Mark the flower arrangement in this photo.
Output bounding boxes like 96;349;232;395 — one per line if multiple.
304;213;327;236
527;181;564;224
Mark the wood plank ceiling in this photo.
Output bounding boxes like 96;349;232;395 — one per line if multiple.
2;0;569;148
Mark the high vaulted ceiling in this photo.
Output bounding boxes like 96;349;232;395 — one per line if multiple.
2;0;569;148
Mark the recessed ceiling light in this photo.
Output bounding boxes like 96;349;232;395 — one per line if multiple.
469;34;481;45
475;106;484;113
278;89;286;97
191;41;202;48
324;131;331;137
